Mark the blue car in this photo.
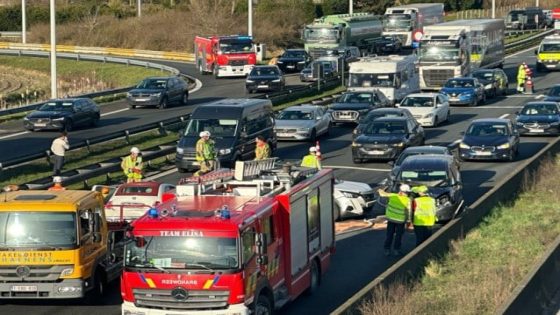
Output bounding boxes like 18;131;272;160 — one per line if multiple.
440;77;486;107
515;101;560;136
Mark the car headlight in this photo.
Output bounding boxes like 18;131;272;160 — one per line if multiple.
23;117;29;121
272;79;281;82
341;191;359;198
353;129;358;134
392;142;405;147
60;267;74;277
57;286;82;293
176;147;184;154
246;80;255;83
484;84;492;89
277;61;284;64
126;92;132;97
298;61;306;64
151;92;161;97
219;148;232;155
52;117;66;121
459;142;470;149
437;195;451;206
423;113;434;118
550;121;560;126
497;143;510;149
352;142;362;147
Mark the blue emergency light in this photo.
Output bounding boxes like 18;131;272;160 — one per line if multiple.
218;205;230;219
147;208;158;218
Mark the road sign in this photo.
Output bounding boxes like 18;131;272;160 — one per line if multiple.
413;31;423;42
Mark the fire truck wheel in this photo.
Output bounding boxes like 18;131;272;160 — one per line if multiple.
305;259;321;295
255;294;272;315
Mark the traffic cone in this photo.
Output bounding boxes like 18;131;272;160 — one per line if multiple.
524;76;534;95
315;141;322;160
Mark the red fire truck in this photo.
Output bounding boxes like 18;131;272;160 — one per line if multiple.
194;35;257;78
120;159;336;315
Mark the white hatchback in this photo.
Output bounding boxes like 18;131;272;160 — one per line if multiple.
397;93;450;127
105;181;175;221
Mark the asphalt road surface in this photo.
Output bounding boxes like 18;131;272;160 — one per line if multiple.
0;47;559;314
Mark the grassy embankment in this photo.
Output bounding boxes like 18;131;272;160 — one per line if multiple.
360;156;560;315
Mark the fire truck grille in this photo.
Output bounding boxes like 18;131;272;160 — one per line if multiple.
423;69;454;87
228;60;247;67
133;288;230;310
0;265;71;282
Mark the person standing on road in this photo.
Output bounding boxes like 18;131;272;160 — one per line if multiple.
121;147;143;183
517;62;526;93
378;184;412;256
254;135;271;160
195;131;216;176
300;146;322;169
50;131;69;176
410;185;437;246
48;176;66;191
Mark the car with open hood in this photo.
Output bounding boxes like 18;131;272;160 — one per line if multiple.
440;77;486;106
126;76;189;109
334;179;375;220
397;93;450;127
388;145;456;181
246;65;285;93
23;98;100;131
472;69;509;98
328;91;391;124
276;49;311;73
352;116;425;162
459;118;520;161
352;107;415;140
515;101;560;135
274;105;331;141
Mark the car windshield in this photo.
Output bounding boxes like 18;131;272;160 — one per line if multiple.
184;119;239;137
398;169;449;183
540;43;560;53
520;104;559;115
473;72;494;80
549;86;560;97
250;67;279;76
219;39;253;54
419;45;460;62
364;121;407;134
349;73;396;88
38;101;75;112
466;123;509;136
400;97;435;108
277;110;314;120
125;236;238;270
0;212;77;248
304;27;339;42
282;51;305;58
136;79;167;89
445;79;475;88
337;93;373;104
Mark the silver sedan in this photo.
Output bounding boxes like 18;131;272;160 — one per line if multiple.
274;105;331;142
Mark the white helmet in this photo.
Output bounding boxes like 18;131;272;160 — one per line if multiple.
53;176;62;183
399;184;411;193
130;147;140;154
309;146;317;153
200;131;211;138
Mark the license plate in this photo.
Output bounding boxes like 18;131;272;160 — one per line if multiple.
34;123;46;127
258;85;268;88
287;65;295;68
12;285;37;292
135;98;150;101
529;129;544;133
369;150;386;155
449;97;459;101
475;151;492;156
277;133;292;137
340;115;352;119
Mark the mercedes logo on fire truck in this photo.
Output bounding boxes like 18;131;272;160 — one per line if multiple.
171;287;189;301
15;266;31;277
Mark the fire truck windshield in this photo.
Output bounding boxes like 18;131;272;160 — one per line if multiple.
0;212;77;248
184;119;239;137
125;236;239;270
219;39;253;54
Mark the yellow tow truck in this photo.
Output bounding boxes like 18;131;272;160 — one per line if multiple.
0;190;126;301
536;34;560;72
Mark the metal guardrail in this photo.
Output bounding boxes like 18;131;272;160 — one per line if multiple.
504;29;555;54
0;31;23;38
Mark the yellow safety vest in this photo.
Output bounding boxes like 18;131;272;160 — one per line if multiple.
385;194;410;223
122;156;143;174
413;196;437;226
517;65;526;81
301;154;321;169
196;139;215;162
255;143;271;160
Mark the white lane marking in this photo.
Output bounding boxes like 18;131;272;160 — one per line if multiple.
499;113;510;119
146;168;178;180
190;77;203;93
101;108;129;117
507;45;540;58
324;165;391;172
0;131;29;140
459;106;522;109
507;95;541;98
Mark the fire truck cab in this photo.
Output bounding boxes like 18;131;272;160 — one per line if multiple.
194;35;257;78
121;159;336;315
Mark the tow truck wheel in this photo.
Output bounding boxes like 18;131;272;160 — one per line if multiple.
84;269;105;305
255;294;272;315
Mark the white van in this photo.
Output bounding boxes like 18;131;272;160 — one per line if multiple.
348;54;419;104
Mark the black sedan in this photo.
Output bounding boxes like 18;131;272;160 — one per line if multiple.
544;84;560;103
352;117;425;163
127;76;189;109
459;118;520;161
388;145;457;180
276;49;311;73
23;98;100;131
472;68;509;98
515;101;560;135
353;108;415;139
328;91;391;124
246;65;285;93
371;35;402;55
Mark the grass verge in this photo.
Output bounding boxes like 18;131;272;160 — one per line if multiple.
360;156;560;315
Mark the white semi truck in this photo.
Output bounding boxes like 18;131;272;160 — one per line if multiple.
348;54;419;104
418;19;505;90
383;3;445;47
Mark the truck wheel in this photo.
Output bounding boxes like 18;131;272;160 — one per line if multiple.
84;269;105;305
305;259;320;295
255;294;272;315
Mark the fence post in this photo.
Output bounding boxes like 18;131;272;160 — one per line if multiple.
85;139;91;153
125;130;131;144
158;122;167;136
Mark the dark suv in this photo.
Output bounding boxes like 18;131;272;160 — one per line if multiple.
328;91;391;124
24;98;100;131
127;76;189;109
276;49;311;73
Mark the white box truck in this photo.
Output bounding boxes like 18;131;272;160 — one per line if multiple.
418;19;505;90
383;3;445;47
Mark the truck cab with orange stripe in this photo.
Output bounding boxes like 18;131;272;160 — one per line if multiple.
120;159;336;315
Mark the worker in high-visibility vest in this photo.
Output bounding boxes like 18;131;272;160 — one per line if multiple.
254;135;271;160
48;176;66;191
121;147;143;183
411;185;437;246
300;146;322;169
195;131;216;176
378;184;412;256
517;62;526;93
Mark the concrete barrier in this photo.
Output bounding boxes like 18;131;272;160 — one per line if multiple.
332;137;560;315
